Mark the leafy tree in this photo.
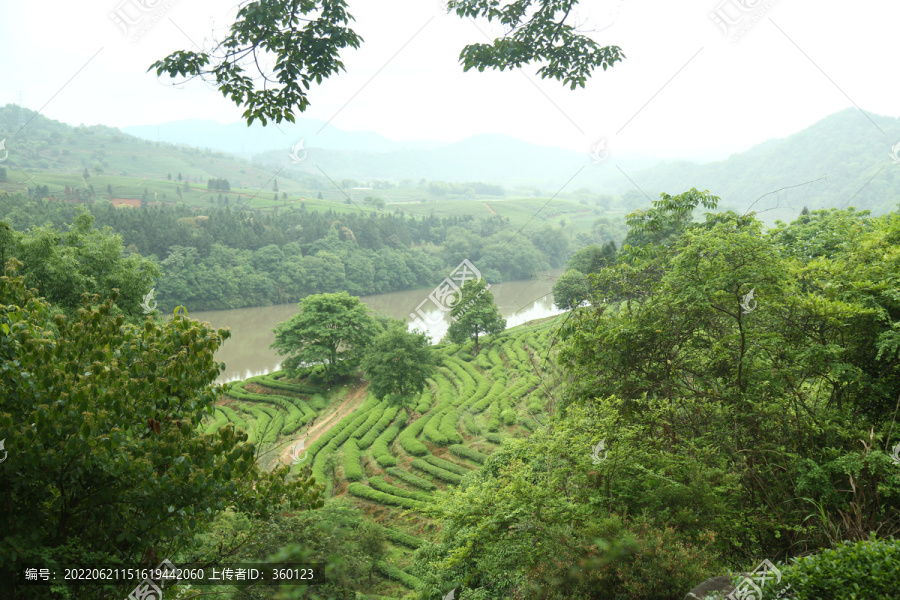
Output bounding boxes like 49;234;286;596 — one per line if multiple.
445;278;506;351
413;402;723;599
151;0;625;124
552;268;589;310
0;261;323;600
0;211;160;322
361;322;436;416
558;206;900;561
270;292;379;383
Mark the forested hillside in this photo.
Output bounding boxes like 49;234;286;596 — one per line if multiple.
629;109;900;216
0;191;582;311
3;191;899;599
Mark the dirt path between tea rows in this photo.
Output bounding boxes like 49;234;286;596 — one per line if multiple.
277;384;369;466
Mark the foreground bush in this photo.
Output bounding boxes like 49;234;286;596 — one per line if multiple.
755;536;900;600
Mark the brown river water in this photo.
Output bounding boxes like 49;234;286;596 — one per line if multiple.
191;269;564;383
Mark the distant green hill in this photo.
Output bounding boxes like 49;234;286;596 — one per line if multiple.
627;108;900;218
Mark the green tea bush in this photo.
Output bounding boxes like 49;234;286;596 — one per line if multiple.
218;406;248;434
410;459;463;485
358;404;400;449
423;454;470;475
369;476;434;503
415;389;434;414
309;393;327;411
347;483;427;510
380;525;423;549
386;467;437;491
350;399;387;441
487;403;501;432
398;413;432;456
484;432;503;444
375;561;423;590
343;438;363;481
500;409;517;426
424;409;450;445
372;423;402;467
449;444;488;464
439;409;462;444
756;536;900;600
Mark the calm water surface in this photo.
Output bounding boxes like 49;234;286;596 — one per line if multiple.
192;270;564;383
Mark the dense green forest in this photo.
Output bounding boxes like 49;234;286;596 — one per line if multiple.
3;0;900;597
0;191;595;311
2;186;899;599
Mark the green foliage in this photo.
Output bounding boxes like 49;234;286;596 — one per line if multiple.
445;278;506;350
374;561;423;590
379;525;425;549
558;206;900;560
369;476;434;503
271;292;380;383
0;210;159;323
449;444;489;464
362;322;436;410
358;404;400;449
153;0;623;124
0;262;323;598
386;467;438;492
552;268;590;310
347;483;429;510
398;413;432;457
756;536;900;600
343;438;363;481
231;501;388;598
423;455;471;476
411;459;464;485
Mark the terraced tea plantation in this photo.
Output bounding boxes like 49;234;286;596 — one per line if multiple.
203;316;563;598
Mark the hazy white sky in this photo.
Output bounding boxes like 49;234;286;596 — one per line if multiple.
2;0;897;159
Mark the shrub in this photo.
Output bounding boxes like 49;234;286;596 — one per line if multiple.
439;409;462;443
369;476;434;503
380;525;423;549
415;389;434;413
423;409;450;445
375;561;423;590
423;454;470;475
347;483;427;510
756;536;900;600
386;467;437;491
410;459;463;485
343;439;362;481
309;393;327;411
449;444;489;464
398;413;432;457
371;422;402;467
484;432;503;444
